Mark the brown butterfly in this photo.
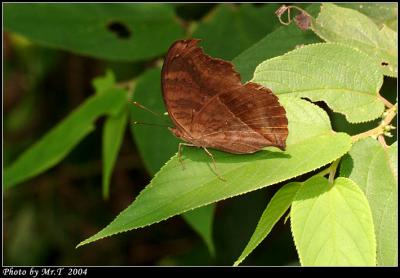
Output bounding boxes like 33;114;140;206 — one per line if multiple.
161;39;288;177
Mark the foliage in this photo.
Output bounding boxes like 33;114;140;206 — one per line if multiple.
3;3;397;266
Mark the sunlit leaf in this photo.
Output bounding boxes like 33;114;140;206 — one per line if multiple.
253;43;384;123
291;176;376;266
340;138;398;266
339;3;398;31
312;3;398;77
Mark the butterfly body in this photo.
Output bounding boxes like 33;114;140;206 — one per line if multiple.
162;39;288;155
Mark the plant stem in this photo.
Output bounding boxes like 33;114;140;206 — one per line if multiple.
314;158;341;184
328;159;340;184
351;103;397;143
315;166;331;177
378;94;394;108
378;134;389;149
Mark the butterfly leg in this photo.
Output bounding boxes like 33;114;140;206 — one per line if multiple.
202;147;226;182
178;143;196;170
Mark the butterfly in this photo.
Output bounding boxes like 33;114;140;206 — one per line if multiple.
161;39;288;177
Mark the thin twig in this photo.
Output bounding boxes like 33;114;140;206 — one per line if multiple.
378;134;389;149
378;94;394;108
315;166;331;177
351;104;397;143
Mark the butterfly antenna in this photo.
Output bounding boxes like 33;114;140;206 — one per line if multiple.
131;121;171;128
128;100;165;119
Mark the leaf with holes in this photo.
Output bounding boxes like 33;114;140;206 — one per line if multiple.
291;176;376;266
253;43;384;123
340;138;398;266
4;3;184;61
77;96;352;247
312;3;398;77
234;182;301;266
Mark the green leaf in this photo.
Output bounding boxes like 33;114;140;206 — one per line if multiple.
93;70;130;199
339;3;398;31
232;22;320;82
4;3;184;61
93;70;116;95
253;43;384;123
102;106;128;200
312;3;398;77
181;204;215;257
4;88;127;188
77;97;352;247
234;182;301;266
130;68;215;255
291;176;376;266
340;138;398;266
231;4;321;82
193;3;281;60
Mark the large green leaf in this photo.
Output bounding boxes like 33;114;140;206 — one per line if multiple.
339;3;398;31
234;182;301;266
77;96;352;247
291;176;376;266
312;3;398;77
340;138;398;266
4;3;184;61
253;43;384;123
193;3;281;60
4;88;127;188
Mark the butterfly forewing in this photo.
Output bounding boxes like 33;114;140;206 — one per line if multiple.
162;39;241;131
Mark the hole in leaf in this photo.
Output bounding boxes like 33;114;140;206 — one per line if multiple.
107;21;131;39
381;61;389;66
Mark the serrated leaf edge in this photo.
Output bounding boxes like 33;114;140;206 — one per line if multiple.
313;3;398;77
77;132;352;247
290;176;377;266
